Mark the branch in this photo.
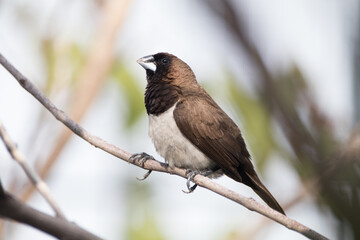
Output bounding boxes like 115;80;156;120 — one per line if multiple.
0;53;329;240
0;123;66;220
243;179;319;239
0;180;101;240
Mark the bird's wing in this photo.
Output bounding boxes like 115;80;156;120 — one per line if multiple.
173;96;253;182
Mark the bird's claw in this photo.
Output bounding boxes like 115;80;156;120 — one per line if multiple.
129;152;155;181
136;170;153;181
182;170;199;194
129;152;155;167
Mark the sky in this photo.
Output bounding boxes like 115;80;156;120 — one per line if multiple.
0;0;358;239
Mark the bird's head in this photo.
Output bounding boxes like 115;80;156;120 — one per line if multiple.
137;52;197;88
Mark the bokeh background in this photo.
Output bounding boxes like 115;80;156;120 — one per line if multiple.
0;0;359;239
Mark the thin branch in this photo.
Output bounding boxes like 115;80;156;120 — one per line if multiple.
0;181;101;240
0;123;66;220
243;179;319;240
0;53;329;240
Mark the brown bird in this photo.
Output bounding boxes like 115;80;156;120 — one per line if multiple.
135;52;285;214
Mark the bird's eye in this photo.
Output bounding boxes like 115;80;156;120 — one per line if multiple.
161;58;169;64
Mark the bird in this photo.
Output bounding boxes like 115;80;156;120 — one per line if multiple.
134;52;285;214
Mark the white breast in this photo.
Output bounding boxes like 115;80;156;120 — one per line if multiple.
148;104;216;171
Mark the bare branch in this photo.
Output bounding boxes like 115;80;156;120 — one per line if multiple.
0;53;329;240
0;181;101;240
0;123;66;220
243;179;319;239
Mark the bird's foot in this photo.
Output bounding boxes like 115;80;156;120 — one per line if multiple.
183;169;200;193
129;152;155;181
129;152;155;167
182;169;216;194
182;170;200;194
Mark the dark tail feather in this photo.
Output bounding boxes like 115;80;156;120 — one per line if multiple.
245;172;285;215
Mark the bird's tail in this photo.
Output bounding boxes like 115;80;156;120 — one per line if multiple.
245;172;285;215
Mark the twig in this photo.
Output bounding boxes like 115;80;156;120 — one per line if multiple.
0;123;66;220
243;179;319;240
0;53;329;240
0;181;101;240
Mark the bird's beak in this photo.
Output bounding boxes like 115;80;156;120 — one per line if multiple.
137;55;156;72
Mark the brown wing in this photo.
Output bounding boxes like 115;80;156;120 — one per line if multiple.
173;95;253;182
174;95;285;214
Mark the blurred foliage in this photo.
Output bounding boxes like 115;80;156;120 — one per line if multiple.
319;154;360;239
41;39;86;94
275;65;308;117
41;41;145;130
124;180;165;240
42;39;56;94
68;43;86;85
111;59;145;129
204;1;360;239
225;75;276;172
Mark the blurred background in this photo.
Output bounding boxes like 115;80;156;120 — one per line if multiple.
0;0;359;239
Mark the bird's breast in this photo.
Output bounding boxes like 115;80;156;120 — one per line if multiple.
148;104;217;171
